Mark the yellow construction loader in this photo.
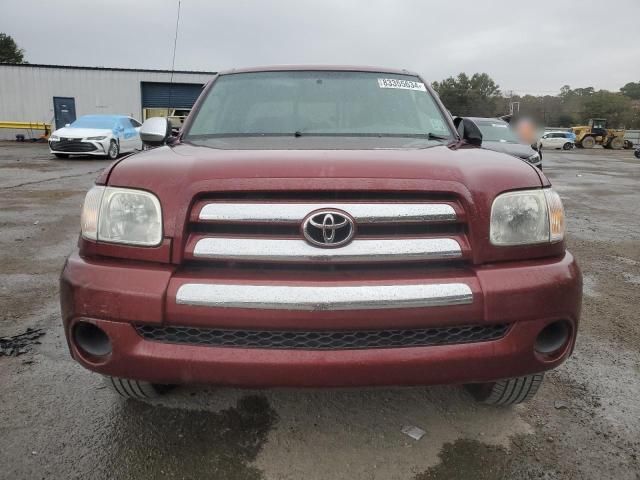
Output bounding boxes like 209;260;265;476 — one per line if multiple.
572;119;626;149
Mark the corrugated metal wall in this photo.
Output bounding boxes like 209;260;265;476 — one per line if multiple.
0;65;214;140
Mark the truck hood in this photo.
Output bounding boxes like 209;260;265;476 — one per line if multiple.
108;142;542;185
480;141;536;160
104;143;546;237
53;127;113;138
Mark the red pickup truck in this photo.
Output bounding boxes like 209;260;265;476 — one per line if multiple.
60;66;582;405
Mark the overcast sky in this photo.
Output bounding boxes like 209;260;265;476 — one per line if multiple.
2;0;639;95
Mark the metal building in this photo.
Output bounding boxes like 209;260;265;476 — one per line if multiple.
0;63;216;140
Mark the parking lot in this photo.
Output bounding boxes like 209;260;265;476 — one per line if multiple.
0;142;638;479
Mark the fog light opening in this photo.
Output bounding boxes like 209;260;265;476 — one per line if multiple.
535;321;570;355
73;321;112;357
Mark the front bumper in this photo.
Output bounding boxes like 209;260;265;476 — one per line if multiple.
60;251;582;387
49;138;110;156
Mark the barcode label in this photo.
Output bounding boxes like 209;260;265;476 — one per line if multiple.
377;78;427;91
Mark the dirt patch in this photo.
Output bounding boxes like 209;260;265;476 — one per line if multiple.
568;238;640;351
0;188;82;201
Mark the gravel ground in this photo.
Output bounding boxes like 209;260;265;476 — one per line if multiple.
0;143;638;479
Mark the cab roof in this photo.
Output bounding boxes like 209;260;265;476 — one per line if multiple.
217;65;420;76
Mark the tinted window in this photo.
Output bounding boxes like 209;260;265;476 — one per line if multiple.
129;118;142;128
473;120;520;143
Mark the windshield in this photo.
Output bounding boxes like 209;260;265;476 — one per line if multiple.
185;71;452;144
473;119;521;143
70;116;116;129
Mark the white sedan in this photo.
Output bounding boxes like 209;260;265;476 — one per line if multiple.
49;114;142;159
538;131;575;151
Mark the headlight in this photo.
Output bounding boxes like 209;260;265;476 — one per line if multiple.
49;135;59;141
490;188;564;245
81;186;162;246
527;152;540;163
86;136;107;141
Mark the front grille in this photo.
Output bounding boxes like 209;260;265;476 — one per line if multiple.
135;323;508;350
51;141;97;152
185;197;468;265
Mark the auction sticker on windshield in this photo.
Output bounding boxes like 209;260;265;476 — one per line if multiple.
377;78;426;91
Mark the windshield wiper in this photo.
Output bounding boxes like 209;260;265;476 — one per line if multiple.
291;132;452;139
426;132;451;141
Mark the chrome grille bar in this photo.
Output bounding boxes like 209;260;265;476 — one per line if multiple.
192;237;462;262
176;283;473;310
199;203;457;223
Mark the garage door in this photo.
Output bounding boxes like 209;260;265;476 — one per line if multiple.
141;82;204;108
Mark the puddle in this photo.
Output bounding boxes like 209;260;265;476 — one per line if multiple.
0;327;45;356
414;439;543;479
106;395;277;479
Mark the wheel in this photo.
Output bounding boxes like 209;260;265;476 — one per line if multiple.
104;375;173;400
635;149;640;159
609;137;624;150
581;136;595;148
465;373;544;406
54;153;69;159
107;140;119;159
562;142;572;150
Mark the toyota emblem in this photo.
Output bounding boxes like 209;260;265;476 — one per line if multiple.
302;209;355;248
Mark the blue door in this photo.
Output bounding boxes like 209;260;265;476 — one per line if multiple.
53;97;76;129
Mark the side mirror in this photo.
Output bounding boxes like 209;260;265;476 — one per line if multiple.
453;117;482;147
140;117;171;147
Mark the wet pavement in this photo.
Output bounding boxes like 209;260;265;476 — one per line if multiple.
0;143;638;479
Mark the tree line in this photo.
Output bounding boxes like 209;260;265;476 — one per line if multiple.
0;33;26;64
432;73;640;129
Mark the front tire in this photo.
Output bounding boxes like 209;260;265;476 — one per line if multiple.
610;137;624;150
107;140;119;160
105;375;172;400
581;136;596;148
562;142;572;150
465;373;544;406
